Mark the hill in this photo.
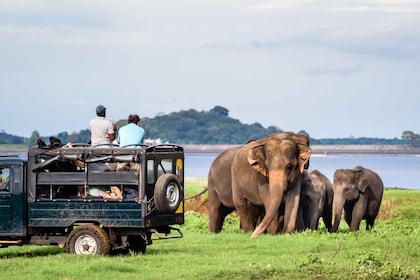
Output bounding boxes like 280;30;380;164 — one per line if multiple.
141;106;281;144
0;105;416;145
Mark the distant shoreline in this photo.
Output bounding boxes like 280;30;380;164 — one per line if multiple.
183;144;420;156
1;144;420;156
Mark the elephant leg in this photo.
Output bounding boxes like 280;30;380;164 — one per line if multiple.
247;203;264;230
309;212;319;231
208;205;219;233
219;205;235;232
349;198;368;231
365;200;380;230
208;191;234;233
234;197;254;233
276;202;285;232
282;183;301;233
365;216;375;230
266;212;279;234
295;202;305;231
308;200;321;231
208;202;222;233
343;201;353;228
322;205;333;231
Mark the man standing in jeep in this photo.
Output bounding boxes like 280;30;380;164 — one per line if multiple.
89;105;117;146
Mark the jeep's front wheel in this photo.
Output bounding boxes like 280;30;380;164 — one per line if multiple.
66;225;111;255
154;174;182;213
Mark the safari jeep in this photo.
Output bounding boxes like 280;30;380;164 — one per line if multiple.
0;142;184;255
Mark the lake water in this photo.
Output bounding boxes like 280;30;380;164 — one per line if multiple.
185;154;420;190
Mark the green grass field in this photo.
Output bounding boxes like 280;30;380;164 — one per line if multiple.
0;178;418;280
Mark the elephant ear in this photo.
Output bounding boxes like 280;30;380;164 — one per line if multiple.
247;144;268;177
356;171;369;193
297;144;312;174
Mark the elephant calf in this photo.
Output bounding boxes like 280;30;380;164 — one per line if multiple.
331;166;384;232
297;170;333;231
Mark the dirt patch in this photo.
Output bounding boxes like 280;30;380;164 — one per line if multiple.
185;196;208;215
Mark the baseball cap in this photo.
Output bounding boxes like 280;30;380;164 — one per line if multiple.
96;105;106;116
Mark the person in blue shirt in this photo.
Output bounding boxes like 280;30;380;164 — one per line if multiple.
117;114;145;147
117;114;145;171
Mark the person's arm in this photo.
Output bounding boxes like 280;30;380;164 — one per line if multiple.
104;186;123;200
109;132;116;141
108;122;117;141
65;143;85;168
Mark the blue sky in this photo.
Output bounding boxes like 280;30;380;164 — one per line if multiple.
1;0;419;139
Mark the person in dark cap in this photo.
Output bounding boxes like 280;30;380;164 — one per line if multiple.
89;105;117;146
96;105;106;116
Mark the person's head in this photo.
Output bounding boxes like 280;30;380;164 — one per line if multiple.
128;114;140;125
96;105;106;117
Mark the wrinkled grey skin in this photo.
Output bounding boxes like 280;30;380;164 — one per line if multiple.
207;145;269;233
311;169;334;231
297;170;326;231
231;133;312;237
207;146;240;233
296;170;333;231
331;166;384;232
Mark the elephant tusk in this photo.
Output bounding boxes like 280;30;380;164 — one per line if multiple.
251;224;265;238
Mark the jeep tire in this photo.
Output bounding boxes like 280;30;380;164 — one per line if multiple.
66;224;111;255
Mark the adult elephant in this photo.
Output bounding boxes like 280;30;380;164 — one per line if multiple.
231;132;312;237
207;144;265;233
297;170;333;231
330;166;384;232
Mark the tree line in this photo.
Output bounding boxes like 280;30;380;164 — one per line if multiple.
0;106;418;146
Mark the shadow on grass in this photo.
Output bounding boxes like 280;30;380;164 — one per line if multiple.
0;245;65;259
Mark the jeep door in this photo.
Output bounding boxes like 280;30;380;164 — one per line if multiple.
0;164;26;235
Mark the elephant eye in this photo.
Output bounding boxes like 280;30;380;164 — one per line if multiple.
286;164;293;173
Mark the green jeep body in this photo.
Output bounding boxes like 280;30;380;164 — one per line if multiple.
0;143;184;255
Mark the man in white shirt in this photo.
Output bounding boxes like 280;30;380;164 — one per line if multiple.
89;105;117;146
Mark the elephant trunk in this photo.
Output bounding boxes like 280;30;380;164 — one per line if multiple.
330;195;344;233
251;170;287;238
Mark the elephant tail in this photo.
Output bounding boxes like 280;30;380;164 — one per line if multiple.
185;187;208;200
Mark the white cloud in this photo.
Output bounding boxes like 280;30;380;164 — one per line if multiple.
0;0;419;139
249;0;317;10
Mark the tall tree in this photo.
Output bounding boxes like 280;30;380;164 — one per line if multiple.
402;131;420;146
28;131;41;147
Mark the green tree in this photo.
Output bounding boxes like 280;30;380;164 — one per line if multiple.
57;132;69;143
402;131;420;146
79;129;91;144
210;106;229;116
28;131;41;147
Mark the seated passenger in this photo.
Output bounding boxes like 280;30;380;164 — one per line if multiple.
78;186;122;200
116;114;144;171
